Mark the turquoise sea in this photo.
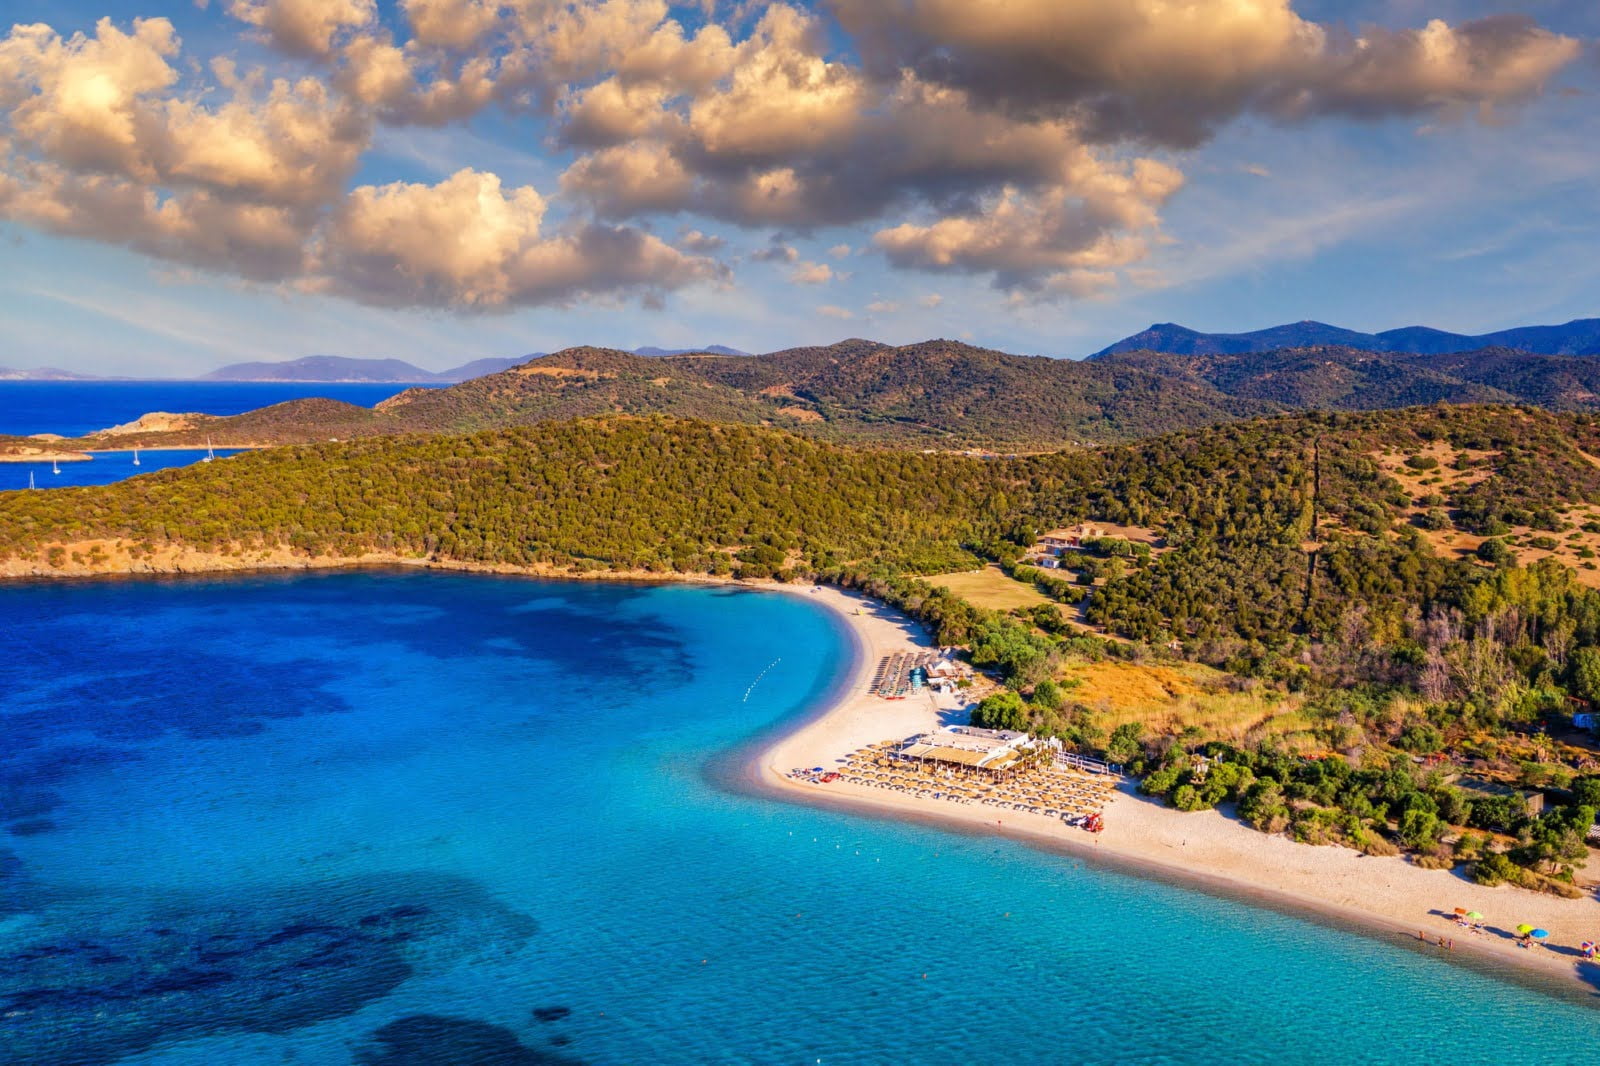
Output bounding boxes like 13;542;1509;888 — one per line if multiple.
2;571;1596;1065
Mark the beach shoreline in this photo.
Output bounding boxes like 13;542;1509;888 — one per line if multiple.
5;548;1600;998
744;584;1600;1002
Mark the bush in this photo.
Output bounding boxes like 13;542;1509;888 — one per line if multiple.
1404;455;1440;471
1105;722;1144;765
971;690;1027;731
1471;851;1519;886
1476;539;1516;567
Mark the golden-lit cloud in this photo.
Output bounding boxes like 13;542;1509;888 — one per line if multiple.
312;167;725;308
0;0;1588;307
833;0;1581;146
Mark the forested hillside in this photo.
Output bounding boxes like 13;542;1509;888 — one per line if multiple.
73;338;1600;453
13;405;1600;889
65;340;1274;450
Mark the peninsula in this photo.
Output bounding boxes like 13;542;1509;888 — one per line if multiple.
7;405;1600;998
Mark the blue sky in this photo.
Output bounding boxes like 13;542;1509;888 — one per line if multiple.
1;0;1597;375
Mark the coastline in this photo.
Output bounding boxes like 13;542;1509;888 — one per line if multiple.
746;584;1600;1001
6;546;1600;999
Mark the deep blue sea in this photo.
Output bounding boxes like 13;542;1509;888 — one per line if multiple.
0;382;434;438
0;450;246;492
1;571;1596;1066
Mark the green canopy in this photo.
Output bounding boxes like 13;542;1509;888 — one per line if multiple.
1516;924;1535;935
1465;911;1483;920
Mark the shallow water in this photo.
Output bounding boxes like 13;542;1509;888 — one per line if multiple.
1;571;1596;1065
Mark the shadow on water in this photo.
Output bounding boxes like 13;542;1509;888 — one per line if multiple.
357;1015;588;1066
2;873;541;1066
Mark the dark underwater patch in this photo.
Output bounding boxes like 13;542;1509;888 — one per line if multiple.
1;874;539;1066
357;1014;587;1066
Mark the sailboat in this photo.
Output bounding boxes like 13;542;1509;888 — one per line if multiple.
132;446;141;467
202;438;215;463
28;471;36;490
52;457;60;475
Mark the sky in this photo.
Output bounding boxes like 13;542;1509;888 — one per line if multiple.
1;0;1597;376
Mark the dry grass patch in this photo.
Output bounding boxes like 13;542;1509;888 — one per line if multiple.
930;564;1055;612
1060;659;1317;748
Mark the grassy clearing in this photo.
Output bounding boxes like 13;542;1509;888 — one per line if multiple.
1059;658;1318;749
929;564;1055;612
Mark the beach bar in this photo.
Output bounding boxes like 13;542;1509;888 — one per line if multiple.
893;726;1035;781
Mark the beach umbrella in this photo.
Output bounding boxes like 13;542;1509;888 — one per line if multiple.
1531;929;1550;940
1465;911;1483;920
1516;924;1534;935
1453;907;1467;916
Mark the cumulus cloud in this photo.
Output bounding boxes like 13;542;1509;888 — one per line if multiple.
833;1;1582;147
312;168;725;308
401;0;502;51
678;227;724;252
918;293;943;308
790;260;833;284
865;299;898;314
1;0;1585;306
0;18;368;207
750;240;799;263
817;304;854;319
227;0;374;58
0;18;723;311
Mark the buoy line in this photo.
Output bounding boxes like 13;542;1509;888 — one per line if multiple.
742;657;782;702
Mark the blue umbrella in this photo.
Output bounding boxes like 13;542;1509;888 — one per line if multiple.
1531;929;1550;939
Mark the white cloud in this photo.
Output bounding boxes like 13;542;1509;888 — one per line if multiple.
790;260;833;284
817;303;854;319
226;0;374;58
865;299;898;314
311;168;725;308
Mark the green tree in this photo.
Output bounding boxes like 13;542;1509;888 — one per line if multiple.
970;690;1027;731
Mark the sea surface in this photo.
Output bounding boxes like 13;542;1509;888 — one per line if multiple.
0;449;245;492
0;382;435;439
1;571;1596;1066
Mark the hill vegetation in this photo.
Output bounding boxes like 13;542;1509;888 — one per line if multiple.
71;337;1600;452
11;404;1600;891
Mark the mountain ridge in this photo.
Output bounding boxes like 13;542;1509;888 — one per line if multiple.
202;346;748;383
1092;318;1600;358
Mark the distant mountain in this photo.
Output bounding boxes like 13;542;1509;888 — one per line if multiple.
202;349;740;382
633;345;748;357
1092;318;1600;358
0;366;103;381
436;356;542;382
1092;344;1600;412
204;356;443;383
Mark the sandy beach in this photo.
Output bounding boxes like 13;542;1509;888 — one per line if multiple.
753;585;1600;997
7;544;1600;995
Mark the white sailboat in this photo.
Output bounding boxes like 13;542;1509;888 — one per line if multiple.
202;438;215;463
28;471;36;490
51;457;60;475
132;446;141;467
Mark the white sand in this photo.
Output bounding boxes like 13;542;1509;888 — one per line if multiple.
754;585;1600;994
